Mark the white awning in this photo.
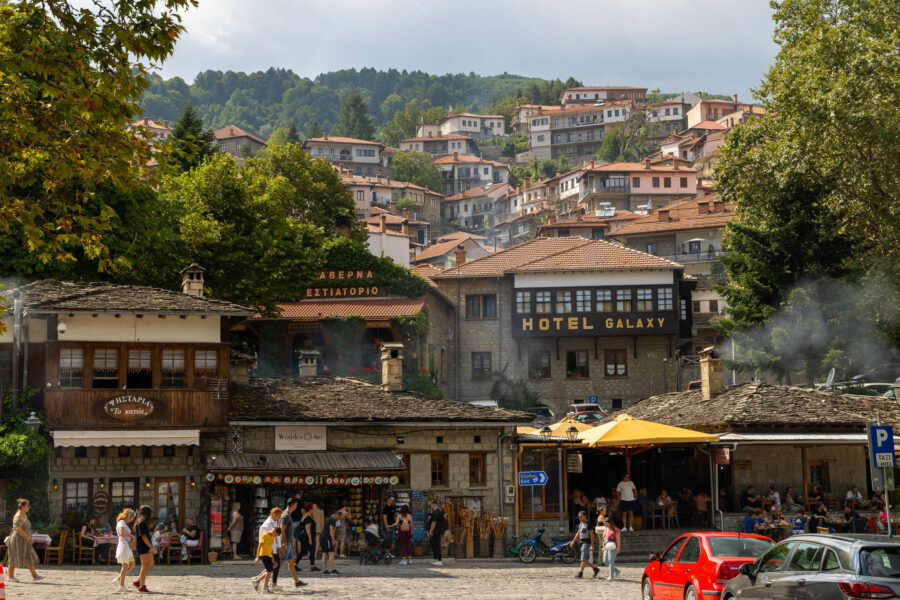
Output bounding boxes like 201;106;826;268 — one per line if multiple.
716;432;867;445
53;430;200;447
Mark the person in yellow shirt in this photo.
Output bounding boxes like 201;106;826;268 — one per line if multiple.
253;526;282;593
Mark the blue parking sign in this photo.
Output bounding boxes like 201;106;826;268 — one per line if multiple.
868;423;896;469
589;396;598;404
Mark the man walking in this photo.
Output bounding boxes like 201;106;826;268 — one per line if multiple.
616;473;637;531
295;502;319;572
571;510;600;579
381;496;397;555
427;500;445;566
280;499;306;588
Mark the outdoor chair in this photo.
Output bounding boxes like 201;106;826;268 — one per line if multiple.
74;533;95;565
166;537;183;564
642;502;664;529
44;530;67;565
665;505;680;528
826;497;839;511
816;526;830;534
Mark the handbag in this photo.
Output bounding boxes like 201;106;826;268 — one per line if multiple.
605;541;617;551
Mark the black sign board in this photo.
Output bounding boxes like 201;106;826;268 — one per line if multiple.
511;312;677;338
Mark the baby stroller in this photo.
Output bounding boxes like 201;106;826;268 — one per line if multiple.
359;527;393;565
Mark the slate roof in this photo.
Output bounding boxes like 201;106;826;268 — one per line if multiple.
608;381;900;431
695;272;729;290
229;377;533;423
2;280;252;315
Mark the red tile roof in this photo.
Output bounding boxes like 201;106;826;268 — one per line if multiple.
537;211;639;232
412;237;486;263
213;125;266;146
272;297;426;319
610;197;734;236
433;236;679;278
445;183;510;201
584;161;697;174
400;133;473;143
303;136;383;146
690;121;727;131
432;154;506;168
439;112;504;123
435;231;486;242
411;264;443;288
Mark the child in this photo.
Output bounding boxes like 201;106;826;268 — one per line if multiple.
253;526;282;593
114;508;136;592
792;510;809;535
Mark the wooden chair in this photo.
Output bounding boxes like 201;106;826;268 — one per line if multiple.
825;497;839;511
817;526;830;534
74;534;95;565
166;537;183;564
44;530;67;565
185;531;205;564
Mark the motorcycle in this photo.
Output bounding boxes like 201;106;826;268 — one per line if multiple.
517;526;577;564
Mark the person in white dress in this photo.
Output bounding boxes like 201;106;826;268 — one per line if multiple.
114;509;136;592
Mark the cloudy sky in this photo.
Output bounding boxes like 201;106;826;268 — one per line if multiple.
160;0;778;100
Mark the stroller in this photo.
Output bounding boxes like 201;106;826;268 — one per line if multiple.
359;527;394;565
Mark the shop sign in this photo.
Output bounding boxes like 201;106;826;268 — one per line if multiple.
209;495;223;550
511;313;677;338
288;323;322;332
102;395;155;421
274;426;326;451
366;321;392;328
92;490;110;516
215;473;400;486
566;452;583;473
733;459;752;470
304;269;382;299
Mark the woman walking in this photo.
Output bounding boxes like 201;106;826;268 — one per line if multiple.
227;501;244;559
114;508;137;592
134;505;156;593
395;505;413;565
6;498;44;583
603;517;622;581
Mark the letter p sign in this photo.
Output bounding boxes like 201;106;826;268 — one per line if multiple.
868;423;896;469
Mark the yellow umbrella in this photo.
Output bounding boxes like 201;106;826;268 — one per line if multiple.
538;416;595;438
578;413;717;448
516;425;537;435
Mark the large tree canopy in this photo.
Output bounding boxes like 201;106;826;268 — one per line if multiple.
391;151;443;193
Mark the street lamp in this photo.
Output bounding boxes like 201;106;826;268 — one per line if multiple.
25;411;41;434
566;425;579;443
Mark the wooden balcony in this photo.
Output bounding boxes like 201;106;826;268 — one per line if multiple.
44;387;228;430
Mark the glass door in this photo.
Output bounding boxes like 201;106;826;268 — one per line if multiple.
156;477;184;527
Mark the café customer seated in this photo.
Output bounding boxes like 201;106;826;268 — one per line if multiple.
740;486;763;513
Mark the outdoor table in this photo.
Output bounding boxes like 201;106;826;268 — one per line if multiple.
757;525;790;542
94;534;118;564
32;533;52;549
826;519;850;533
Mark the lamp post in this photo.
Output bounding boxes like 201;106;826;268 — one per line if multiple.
25;411;41;434
541;425;581;535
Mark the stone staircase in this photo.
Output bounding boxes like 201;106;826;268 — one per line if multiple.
614;528;697;563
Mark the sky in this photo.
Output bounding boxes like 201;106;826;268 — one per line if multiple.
160;0;779;101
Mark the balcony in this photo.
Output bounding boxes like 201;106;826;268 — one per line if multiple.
582;183;630;198
655;250;729;263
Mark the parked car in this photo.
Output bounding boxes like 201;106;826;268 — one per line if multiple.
861;383;895;395
643;532;773;600
723;533;900;600
522;405;554;424
573;410;608;424
566;402;601;416
851;363;900;384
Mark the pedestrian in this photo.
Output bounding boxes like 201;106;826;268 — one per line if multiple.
427;499;445;566
5;498;45;583
337;507;351;558
603;517;622;581
395;505;413;565
295;502;320;572
616;473;638;531
134;505;156;593
319;508;344;575
280;499;307;588
227;501;244;559
381;495;397;554
252;526;281;593
113;508;137;592
251;508;284;589
571;510;600;579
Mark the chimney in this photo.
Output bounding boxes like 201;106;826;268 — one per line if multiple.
524;177;530;189
576;208;584;222
180;264;205;297
428;132;433;138
548;214;556;224
379;213;387;232
402;208;409;219
673;160;680;170
454;151;459;160
298;350;320;378
732;93;738;104
699;346;723;400
658;209;670;222
698;201;710;214
643;158;652;169
401;219;409;236
229;354;252;385
380;342;405;391
556;171;561;177
323;132;328;140
589;160;595;168
143;117;149;125
163;120;168;128
455;246;467;265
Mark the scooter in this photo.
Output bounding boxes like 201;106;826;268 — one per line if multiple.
517;526;577;564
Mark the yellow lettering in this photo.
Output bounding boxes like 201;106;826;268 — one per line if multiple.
657;318;665;327
539;318;550;331
636;318;644;329
583;317;594;330
329;270;335;279
616;319;623;329
336;288;344;297
318;271;327;280
366;270;373;278
605;318;613;329
314;288;321;298
645;318;654;328
338;270;344;279
626;319;634;329
522;318;533;331
357;270;364;278
568;317;579;330
305;289;313;298
348;287;357;296
553;317;564;329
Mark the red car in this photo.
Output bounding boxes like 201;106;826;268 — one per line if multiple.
642;532;773;600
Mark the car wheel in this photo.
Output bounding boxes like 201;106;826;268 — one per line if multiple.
643;578;654;600
518;544;537;563
685;584;699;600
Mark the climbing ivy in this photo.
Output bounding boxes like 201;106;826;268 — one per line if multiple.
311;238;430;298
1;389;49;522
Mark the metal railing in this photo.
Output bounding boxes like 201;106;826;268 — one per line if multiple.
582;184;630;198
656;250;729;263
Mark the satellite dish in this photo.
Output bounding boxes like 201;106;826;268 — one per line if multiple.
825;367;836;388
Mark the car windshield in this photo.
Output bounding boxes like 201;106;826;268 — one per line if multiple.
860;548;900;577
708;536;773;558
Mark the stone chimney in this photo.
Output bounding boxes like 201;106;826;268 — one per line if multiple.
229;354;252;385
455;246;467;265
453;151;459;160
180;264;205;297
379;213;387;232
323;132;328;140
698;201;710;214
658;209;670;222
299;350;320;377
699;346;723;400
643;158;652;169
380;342;405;392
163;120;169;128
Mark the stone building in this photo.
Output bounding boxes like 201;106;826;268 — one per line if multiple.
432;236;696;415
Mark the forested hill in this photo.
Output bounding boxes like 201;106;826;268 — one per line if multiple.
140;67;582;141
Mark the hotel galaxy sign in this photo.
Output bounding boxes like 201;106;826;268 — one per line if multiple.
511;313;677;337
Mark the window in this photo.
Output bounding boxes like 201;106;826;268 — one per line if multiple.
356;190;364;201
663;177;671;188
605;349;627;377
519;446;561;515
611;398;623;409
661;537;687;562
575;290;591;312
616;289;632;312
673;107;679;115
0;346;11;391
680;177;688;187
566;350;589;378
681;299;688;320
466;295;496;319
396;453;410;487
759;544;792;573
110;478;138;513
652;177;660;188
688;241;702;254
64;479;91;513
678;536;702;563
431;454;449;487
515;291;531;314
194;350;217;386
161;349;185;387
822;550;841;571
632;177;640;188
355;149;375;157
665;108;671;116
126;349;152;388
596;290;613;312
789;543;824;571
556;290;572;313
466;295;481;319
693;301;701;313
537;135;545;142
647;243;658;255
529;351;551;379
535;291;551;314
709;300;719;313
469;454;486;486
636;289;654;311
658;288;674;310
471;352;492;381
809;460;831;491
92;347;119;388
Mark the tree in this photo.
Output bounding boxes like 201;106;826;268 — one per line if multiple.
170;102;217;173
333;88;375;140
286;120;301;144
307;120;323;138
379;101;447;148
596;129;624;162
397;197;415;212
0;0;196;268
391;151;443;193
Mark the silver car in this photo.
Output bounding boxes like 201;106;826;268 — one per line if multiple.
723;534;900;600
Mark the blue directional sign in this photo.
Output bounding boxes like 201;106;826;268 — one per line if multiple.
868;423;896;468
518;471;548;486
589;396;599;404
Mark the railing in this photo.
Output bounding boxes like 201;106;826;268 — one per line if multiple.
656;250;729;263
582;184;630;198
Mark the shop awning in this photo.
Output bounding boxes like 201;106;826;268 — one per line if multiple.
716;432;868;445
207;450;406;473
53;430;200;447
578;413;717;448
